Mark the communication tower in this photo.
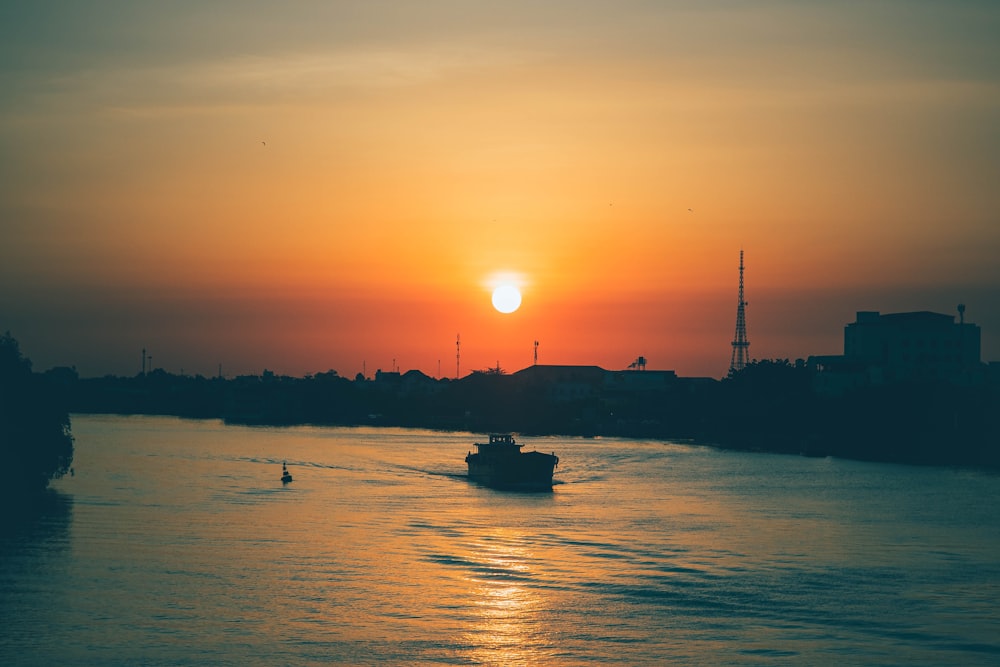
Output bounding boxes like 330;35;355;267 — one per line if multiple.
456;334;461;379
534;340;539;365
729;250;750;375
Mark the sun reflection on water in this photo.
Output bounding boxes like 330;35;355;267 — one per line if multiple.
461;534;553;666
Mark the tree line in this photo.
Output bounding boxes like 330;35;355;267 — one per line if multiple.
58;357;1000;468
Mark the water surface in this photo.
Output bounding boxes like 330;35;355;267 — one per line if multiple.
2;415;998;665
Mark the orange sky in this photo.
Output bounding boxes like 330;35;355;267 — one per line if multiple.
2;2;998;378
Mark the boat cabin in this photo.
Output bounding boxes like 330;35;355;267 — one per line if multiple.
474;433;523;453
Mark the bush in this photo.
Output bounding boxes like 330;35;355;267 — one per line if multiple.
0;332;74;496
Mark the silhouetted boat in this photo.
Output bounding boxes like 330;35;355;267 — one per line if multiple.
465;433;558;491
281;462;293;484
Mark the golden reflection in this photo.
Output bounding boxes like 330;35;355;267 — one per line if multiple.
460;531;552;667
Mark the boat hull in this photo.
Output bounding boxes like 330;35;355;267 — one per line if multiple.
466;450;558;491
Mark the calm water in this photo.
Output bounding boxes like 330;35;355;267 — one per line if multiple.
2;415;999;666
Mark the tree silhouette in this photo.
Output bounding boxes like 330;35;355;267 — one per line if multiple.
0;332;74;497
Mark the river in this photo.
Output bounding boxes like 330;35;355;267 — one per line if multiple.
2;414;998;665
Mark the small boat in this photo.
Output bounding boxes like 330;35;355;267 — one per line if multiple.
280;462;293;484
465;433;558;491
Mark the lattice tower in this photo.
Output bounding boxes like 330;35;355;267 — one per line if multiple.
729;250;750;374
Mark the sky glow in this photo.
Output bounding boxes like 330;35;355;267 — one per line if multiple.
1;1;998;378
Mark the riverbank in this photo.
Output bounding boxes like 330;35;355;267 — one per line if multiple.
63;363;1000;469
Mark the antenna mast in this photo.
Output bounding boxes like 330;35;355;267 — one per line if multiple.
456;333;461;379
534;340;539;365
729;249;750;375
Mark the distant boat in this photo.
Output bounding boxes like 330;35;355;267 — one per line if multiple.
281;462;293;484
465;433;558;491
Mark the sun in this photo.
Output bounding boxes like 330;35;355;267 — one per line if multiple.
491;284;522;313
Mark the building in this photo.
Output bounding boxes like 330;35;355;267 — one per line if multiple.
506;365;681;403
511;365;607;403
373;368;442;396
809;306;983;393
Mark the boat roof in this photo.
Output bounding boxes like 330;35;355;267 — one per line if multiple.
477;433;521;446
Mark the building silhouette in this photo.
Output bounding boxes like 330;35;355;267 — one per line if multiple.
810;306;984;393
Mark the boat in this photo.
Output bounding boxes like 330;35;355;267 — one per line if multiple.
465;433;558;491
281;462;293;484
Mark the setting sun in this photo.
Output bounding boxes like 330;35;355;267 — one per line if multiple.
491;285;522;314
